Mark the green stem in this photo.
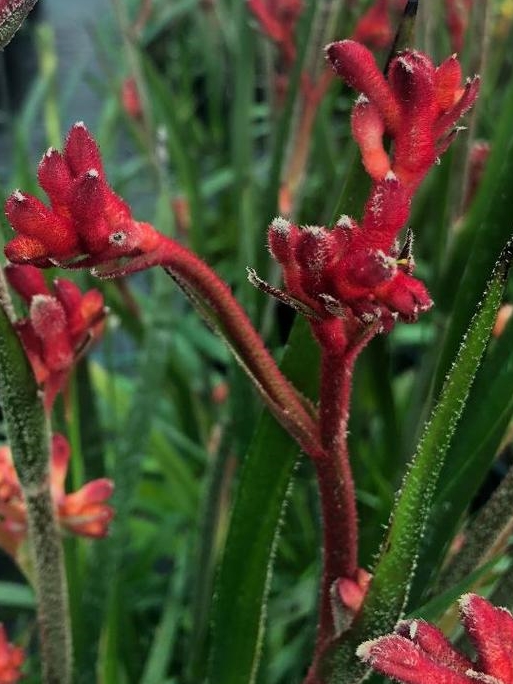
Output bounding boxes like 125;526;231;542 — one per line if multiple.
0;304;71;684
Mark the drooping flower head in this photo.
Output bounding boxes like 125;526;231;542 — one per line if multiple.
5;264;106;410
4;122;161;270
357;593;513;684
0;434;114;561
0;624;24;683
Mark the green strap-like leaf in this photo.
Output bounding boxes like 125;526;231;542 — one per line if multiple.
208;318;319;684
322;243;512;684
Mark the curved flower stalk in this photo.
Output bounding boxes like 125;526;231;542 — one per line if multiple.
4;264;106;411
0;624;24;684
0;434;114;567
358;593;513;684
248;42;479;669
3;123;322;461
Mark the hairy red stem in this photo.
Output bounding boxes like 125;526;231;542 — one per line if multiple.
98;237;323;460
316;350;359;641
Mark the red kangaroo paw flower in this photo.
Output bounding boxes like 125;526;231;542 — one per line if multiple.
460;593;513;683
352;0;393;50
4;264;106;411
5;122;162;268
351;96;391;181
326;40;400;132
38;147;74;211
327;42;479;190
357;594;513;684
0;624;24;683
395;620;473;673
4;263;50;302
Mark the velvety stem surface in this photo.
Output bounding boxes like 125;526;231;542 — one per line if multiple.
26;482;72;684
0;305;71;684
107;236;323;459
316;350;359;642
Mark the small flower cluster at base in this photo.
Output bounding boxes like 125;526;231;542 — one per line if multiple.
4;122;161;269
0;434;114;560
0;624;23;684
357;593;513;684
5;264;106;411
326;40;479;191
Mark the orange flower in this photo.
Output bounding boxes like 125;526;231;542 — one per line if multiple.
0;435;114;560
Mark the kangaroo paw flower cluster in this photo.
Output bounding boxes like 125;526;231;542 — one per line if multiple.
327;40;480;190
5;264;106;410
261;42;478;352
0;624;24;684
358;593;513;684
4;122;161;269
0;434;114;560
267;177;432;353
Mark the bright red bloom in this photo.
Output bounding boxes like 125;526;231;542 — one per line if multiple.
357;593;513;684
0;624;24;684
247;0;302;65
5;264;106;410
0;435;114;560
326;41;479;190
266;176;432;353
4;122;161;269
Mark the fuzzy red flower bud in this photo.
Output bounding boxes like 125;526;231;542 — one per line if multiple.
326;40;400;132
327;42;479;190
357;593;513;684
5;264;106;410
5;122;162;269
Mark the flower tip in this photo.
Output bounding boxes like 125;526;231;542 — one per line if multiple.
73;120;87;130
270;216;291;234
355;638;378;662
44;146;57;159
12;189;26;203
336;214;353;229
384;170;397;181
86;168;100;178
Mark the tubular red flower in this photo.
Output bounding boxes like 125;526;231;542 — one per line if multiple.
326;41;479;190
357;594;513;684
5;264;106;410
5;123;161;268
